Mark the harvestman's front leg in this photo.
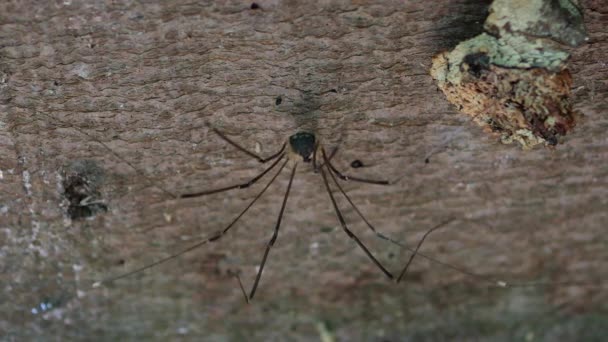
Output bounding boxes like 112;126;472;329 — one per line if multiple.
181;153;285;198
178;128;287;198
211;126;286;163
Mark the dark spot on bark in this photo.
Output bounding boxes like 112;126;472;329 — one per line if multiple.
275;96;282;105
250;3;260;9
53;80;59;86
329;89;337;93
117;259;125;265
62;160;107;220
462;52;490;78
425;158;430;164
350;159;364;168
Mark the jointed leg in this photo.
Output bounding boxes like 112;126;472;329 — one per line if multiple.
322;148;389;185
396;218;454;283
181;153;285;198
319;165;394;280
93;159;289;287
211;126;285;163
248;163;298;300
324;157;396;243
314;145;339;172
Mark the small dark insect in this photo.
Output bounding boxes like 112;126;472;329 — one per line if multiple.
95;126;458;301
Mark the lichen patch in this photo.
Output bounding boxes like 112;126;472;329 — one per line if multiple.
430;0;586;149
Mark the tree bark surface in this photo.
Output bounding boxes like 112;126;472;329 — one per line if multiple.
1;1;606;340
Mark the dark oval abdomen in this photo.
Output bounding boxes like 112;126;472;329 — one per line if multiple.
289;132;316;162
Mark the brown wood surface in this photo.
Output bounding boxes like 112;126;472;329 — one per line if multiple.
1;1;606;340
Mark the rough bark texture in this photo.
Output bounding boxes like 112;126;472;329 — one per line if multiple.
1;1;607;341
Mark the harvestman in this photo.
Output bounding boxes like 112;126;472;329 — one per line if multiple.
93;126;509;301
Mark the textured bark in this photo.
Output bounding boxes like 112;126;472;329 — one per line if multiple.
1;1;607;341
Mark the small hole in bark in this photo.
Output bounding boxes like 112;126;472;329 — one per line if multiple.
329;89;337;93
250;3;260;9
350;160;364;168
462;52;490;78
424;158;430;164
53;80;59;86
275;96;282;105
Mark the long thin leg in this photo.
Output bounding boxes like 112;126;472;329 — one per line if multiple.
396;219;454;283
93;159;289;287
324;156;396;242
181;153;285;198
230;271;250;304
319;165;394;280
321;159;505;287
212;126;285;163
249;163;297;300
314;145;339;172
322;148;389;185
36;112;178;199
382;227;509;287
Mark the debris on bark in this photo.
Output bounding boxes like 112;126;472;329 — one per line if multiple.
62;159;107;220
430;0;587;149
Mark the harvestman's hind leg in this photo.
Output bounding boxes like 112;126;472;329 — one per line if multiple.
319;165;394;280
181;153;285;198
210;125;286;163
320;148;511;286
320;150;475;284
93;159;289;287
396;219;454;283
248;163;298;300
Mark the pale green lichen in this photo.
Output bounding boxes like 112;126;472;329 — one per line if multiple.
443;33;570;85
430;0;584;149
485;0;587;46
501;129;545;148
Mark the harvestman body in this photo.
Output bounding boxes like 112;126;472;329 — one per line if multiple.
95;126;453;301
